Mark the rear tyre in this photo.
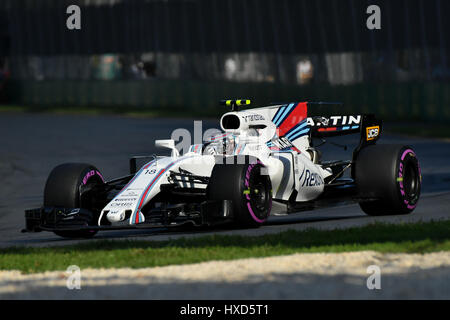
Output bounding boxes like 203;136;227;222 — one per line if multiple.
44;163;105;238
208;156;272;227
355;145;421;216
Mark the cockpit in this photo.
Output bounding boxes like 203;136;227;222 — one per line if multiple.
202;129;260;156
202;133;236;156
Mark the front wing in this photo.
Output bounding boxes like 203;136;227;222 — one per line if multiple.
23;200;231;233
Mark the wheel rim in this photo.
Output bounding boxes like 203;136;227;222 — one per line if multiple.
403;161;419;200
252;181;267;211
78;173;104;232
248;167;270;219
79;175;104;209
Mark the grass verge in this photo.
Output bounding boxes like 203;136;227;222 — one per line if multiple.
1;220;450;273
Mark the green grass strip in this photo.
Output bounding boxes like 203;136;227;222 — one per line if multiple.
1;220;450;274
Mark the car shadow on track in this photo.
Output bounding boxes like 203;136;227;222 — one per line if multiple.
9;211;368;247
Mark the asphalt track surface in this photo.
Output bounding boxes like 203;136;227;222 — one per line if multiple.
0;112;449;248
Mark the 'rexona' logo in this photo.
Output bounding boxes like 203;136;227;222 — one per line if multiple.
366;126;380;141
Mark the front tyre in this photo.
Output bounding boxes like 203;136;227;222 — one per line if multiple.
44;163;105;238
355;145;421;216
208;157;272;227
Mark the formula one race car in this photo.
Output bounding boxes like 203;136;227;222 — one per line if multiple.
24;100;422;238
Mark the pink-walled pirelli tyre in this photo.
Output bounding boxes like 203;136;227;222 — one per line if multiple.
208;156;272;228
44;163;105;238
355;145;421;216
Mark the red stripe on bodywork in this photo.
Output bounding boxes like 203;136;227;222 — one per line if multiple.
318;127;337;132
132;156;194;224
276;102;308;137
292;146;301;153
135;169;165;224
115;160;155;199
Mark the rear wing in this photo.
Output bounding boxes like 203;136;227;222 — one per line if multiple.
352;113;383;155
308;113;382;147
308;112;383;178
308;114;363;138
303;101;382;142
266;101;382;151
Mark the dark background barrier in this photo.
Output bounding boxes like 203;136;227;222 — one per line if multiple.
3;0;450;55
0;0;449;121
8;80;449;122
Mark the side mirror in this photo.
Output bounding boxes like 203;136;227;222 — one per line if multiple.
155;139;179;157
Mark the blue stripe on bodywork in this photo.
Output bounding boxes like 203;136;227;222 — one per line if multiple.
272;105;286;124
285;121;308;139
131;156;195;224
289;128;310;141
111;160;155;201
274;103;295;126
132;169;165;224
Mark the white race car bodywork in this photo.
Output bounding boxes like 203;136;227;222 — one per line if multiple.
101;103;333;226
26;100;422;238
